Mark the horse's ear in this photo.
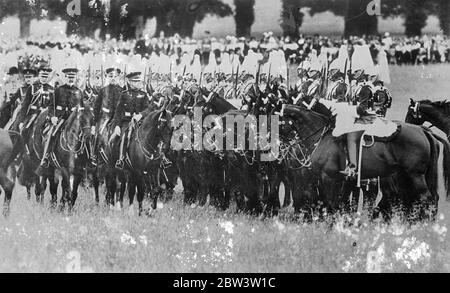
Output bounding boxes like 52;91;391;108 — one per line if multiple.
410;98;416;105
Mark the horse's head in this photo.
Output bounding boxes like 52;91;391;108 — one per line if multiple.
279;104;331;143
406;99;425;125
142;109;174;156
77;106;95;138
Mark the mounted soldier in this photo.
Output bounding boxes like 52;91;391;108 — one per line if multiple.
323;45;350;108
38;67;84;170
371;50;392;117
5;68;37;130
92;65;123;166
112;71;150;170
15;67;53;138
335;44;377;178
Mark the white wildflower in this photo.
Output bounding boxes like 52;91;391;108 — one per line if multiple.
139;235;148;246
120;232;136;246
219;221;234;235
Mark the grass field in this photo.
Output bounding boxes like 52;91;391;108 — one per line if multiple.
1;64;450;273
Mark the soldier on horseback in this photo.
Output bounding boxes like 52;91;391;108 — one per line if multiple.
15;67;53;138
338;44;376;178
92;66;123;165
6;68;37;129
39;67;83;170
112;71;150;170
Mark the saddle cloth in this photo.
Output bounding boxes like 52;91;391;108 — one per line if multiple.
331;103;398;138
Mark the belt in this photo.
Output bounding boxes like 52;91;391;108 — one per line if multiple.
102;107;111;113
124;112;136;117
56;106;69;111
30;105;45;111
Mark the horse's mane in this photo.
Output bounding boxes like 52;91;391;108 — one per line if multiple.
421;99;450;116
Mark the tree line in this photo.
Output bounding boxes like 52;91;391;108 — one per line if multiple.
0;0;449;39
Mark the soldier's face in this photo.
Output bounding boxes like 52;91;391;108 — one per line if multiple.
65;74;77;86
39;73;50;84
24;75;34;85
130;80;142;89
107;72;118;84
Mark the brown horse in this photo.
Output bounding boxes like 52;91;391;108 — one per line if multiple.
0;129;23;216
280;104;450;221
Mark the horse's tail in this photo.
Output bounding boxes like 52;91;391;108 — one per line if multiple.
431;132;450;201
423;128;450;201
7;130;24;166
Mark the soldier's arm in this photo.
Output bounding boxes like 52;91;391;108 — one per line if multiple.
49;87;57;118
112;91;125;128
93;88;103;123
141;92;150;114
17;86;33;121
356;86;372;116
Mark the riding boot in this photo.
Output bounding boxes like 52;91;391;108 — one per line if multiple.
340;132;362;179
115;133;126;169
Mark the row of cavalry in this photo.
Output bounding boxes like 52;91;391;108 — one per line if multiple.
0;71;449;223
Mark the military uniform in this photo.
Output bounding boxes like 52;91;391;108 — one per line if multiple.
40;76;84;169
16;81;54;133
94;83;123;127
113;86;150;169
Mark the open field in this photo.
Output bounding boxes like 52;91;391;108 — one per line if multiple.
1;64;450;273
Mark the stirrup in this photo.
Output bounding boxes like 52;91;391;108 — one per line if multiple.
40;157;49;169
339;165;358;179
115;159;124;169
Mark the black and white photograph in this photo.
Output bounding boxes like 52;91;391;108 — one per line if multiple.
0;0;449;275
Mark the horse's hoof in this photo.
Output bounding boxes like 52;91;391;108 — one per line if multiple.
114;202;122;211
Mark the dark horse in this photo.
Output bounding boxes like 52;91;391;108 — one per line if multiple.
122;109;173;215
280;104;450;221
28;107;95;211
0;129;23;216
406;99;450;138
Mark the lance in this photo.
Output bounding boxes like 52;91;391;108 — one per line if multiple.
143;65;148;90
286;64;290;96
255;62;261;93
267;63;272;92
233;64;240;99
100;65;104;88
123;65;127;90
348;59;352;105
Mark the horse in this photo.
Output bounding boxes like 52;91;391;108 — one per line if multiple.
0;129;23;216
279;103;450;221
406;99;450;138
122;109;173;215
34;106;95;211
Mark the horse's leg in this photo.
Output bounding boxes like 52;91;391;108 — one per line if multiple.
59;168;72;213
0;168;14;217
105;172;116;208
71;174;83;208
48;171;59;209
136;176;145;216
92;173;100;205
127;176;136;216
118;174;127;209
410;174;435;221
38;175;47;205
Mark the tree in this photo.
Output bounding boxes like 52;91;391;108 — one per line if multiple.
234;0;255;38
438;0;450;35
344;0;378;36
280;0;305;38
0;0;47;38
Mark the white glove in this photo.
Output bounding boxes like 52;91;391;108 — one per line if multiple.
51;117;58;126
19;123;24;130
114;126;121;136
133;113;143;122
91;126;96;135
